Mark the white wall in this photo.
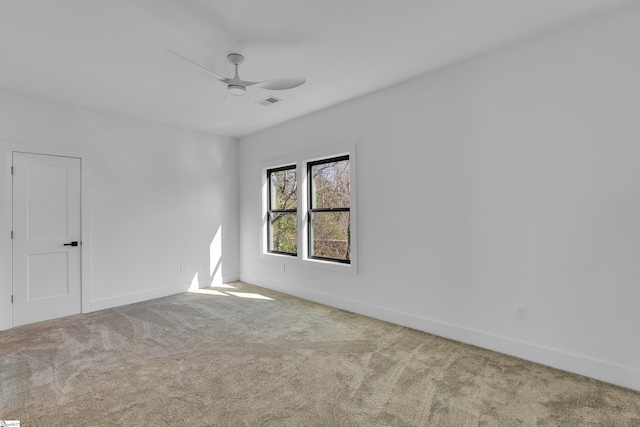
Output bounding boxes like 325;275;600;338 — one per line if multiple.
0;89;239;330
238;4;640;390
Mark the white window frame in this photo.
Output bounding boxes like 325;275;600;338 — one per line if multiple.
261;143;357;274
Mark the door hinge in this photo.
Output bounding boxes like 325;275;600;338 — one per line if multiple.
10;230;13;239
11;295;13;303
11;166;13;175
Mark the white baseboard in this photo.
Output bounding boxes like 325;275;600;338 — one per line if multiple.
90;282;191;312
239;274;640;392
197;274;240;288
223;274;240;283
90;274;242;312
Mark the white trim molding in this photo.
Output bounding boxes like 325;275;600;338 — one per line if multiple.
239;273;640;392
0;140;93;331
260;143;357;275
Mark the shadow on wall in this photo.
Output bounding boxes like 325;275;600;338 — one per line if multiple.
184;225;272;300
184;226;273;301
188;225;223;291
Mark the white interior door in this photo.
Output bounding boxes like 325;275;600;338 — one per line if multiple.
12;152;82;327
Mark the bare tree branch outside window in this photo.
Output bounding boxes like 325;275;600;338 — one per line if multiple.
309;157;350;262
268;167;297;254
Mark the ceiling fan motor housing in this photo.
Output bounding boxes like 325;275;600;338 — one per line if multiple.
228;84;246;96
227;53;245;65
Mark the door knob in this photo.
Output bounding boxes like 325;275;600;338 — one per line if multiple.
63;241;79;247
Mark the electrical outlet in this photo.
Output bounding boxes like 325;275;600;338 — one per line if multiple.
280;264;286;273
515;304;527;320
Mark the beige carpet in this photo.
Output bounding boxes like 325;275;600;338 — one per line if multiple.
1;281;639;426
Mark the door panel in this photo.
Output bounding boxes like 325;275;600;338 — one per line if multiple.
28;252;70;300
27;162;71;239
12;152;81;327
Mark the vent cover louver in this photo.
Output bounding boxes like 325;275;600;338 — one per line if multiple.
256;96;282;106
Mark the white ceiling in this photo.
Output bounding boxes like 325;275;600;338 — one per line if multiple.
0;0;637;138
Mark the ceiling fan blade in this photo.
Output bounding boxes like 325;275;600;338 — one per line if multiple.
167;49;231;84
257;77;306;90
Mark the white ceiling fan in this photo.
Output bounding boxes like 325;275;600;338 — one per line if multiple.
168;50;306;97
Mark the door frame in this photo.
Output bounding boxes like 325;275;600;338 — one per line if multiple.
0;141;92;331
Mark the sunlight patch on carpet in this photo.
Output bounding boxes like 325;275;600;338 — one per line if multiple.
188;289;229;296
226;292;274;301
210;284;238;289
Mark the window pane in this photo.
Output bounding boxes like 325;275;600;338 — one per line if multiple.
270;168;297;210
311;159;349;209
310;211;350;261
269;212;297;254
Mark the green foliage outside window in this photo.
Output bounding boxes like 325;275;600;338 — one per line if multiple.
268;167;297;254
310;157;350;262
267;156;351;263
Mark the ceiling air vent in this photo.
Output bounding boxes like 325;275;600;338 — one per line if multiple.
256;96;282;106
